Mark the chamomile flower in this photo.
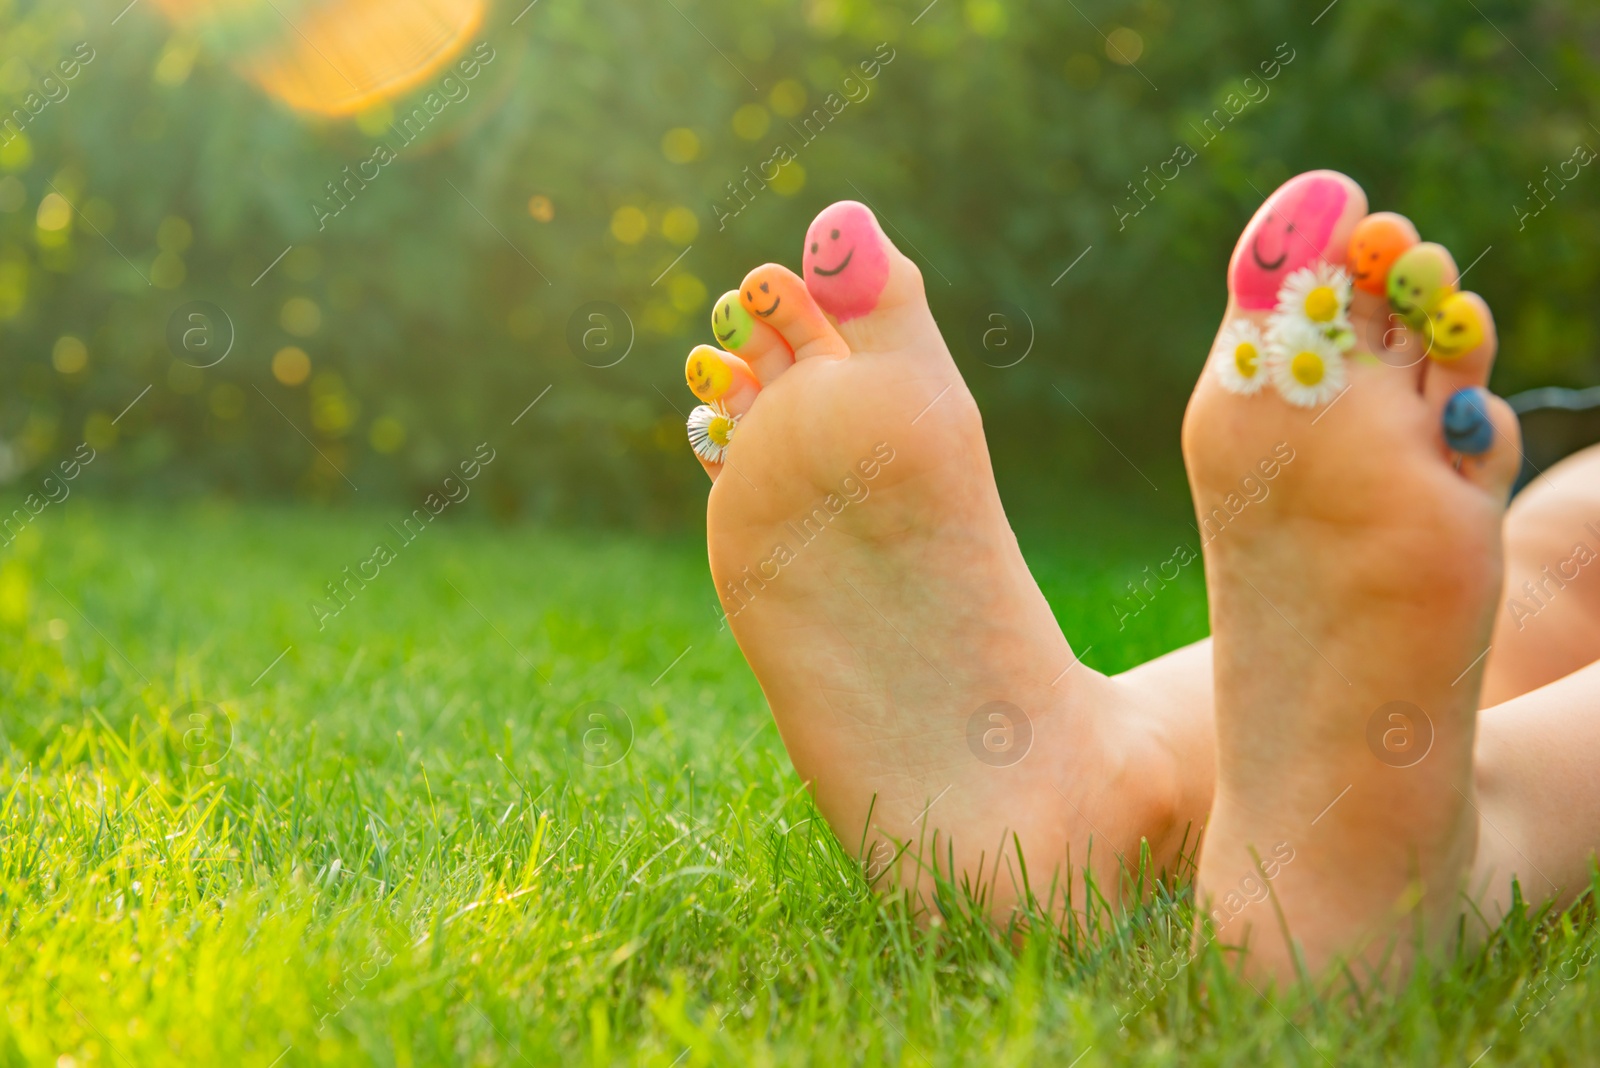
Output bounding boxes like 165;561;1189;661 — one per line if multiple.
1270;263;1354;351
687;402;739;464
1268;321;1348;408
1211;319;1269;395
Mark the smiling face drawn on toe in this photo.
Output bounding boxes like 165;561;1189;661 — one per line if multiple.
1347;213;1418;296
1230;173;1351;311
711;291;754;351
1426;293;1485;361
1387;243;1455;329
802;201;890;321
744;280;782;318
686;345;733;401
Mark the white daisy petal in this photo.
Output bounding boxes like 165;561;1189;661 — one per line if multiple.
1211;319;1269;395
1268;321;1348;408
1270;263;1354;349
687;402;739;464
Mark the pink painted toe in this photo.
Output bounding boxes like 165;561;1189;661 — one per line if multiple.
1228;171;1362;311
802;201;891;322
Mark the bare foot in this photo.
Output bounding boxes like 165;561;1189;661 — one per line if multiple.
680;202;1192;918
1183;171;1522;983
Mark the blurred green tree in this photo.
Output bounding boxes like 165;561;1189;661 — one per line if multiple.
0;0;1595;528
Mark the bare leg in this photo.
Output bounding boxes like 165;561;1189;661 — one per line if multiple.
1474;658;1600;913
1484;444;1600;704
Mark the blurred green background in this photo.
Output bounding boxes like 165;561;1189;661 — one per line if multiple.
1;0;1597;531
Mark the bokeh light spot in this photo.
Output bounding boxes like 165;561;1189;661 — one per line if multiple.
661;127;700;163
151;0;487;117
669;274;707;314
770;163;806;197
52;336;88;374
1106;27;1144;65
280;297;322;337
769;80;806;117
0;133;33;171
151;252;186;289
157;216;193;253
36;193;71;232
964;0;1008;36
272;346;311;386
732;104;770;141
284;246;322;281
369;416;406;453
610;206;648;245
661;207;698;245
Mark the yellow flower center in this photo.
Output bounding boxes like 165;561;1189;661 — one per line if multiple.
1304;285;1339;323
708;416;735;447
1234;342;1258;378
1290;350;1325;386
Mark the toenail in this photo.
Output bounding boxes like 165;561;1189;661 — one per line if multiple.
1346;213;1417;296
1230;172;1351;311
686;345;734;402
1387;244;1456;328
802;202;890;322
1426;293;1485;361
1443;388;1494;455
711;291;755;352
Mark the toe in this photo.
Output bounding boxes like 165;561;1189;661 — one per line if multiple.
686;344;760;414
1353;238;1458;384
739;264;849;363
1422;290;1497;404
711;289;794;386
1443;387;1522;500
1347;211;1421;299
1227;170;1368;313
1204;171;1369;410
801;200;929;349
685;344;760;483
1346;211;1422;361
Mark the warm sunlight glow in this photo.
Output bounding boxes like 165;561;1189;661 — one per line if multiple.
151;0;486;116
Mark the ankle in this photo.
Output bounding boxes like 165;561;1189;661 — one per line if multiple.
1086;674;1193;886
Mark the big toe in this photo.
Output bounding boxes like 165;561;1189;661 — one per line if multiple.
1196;171;1370;416
801;200;932;351
1227;170;1368;313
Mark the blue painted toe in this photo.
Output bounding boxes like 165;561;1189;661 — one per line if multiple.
1443;388;1495;455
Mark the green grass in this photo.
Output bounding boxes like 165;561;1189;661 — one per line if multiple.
1;502;1595;1066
